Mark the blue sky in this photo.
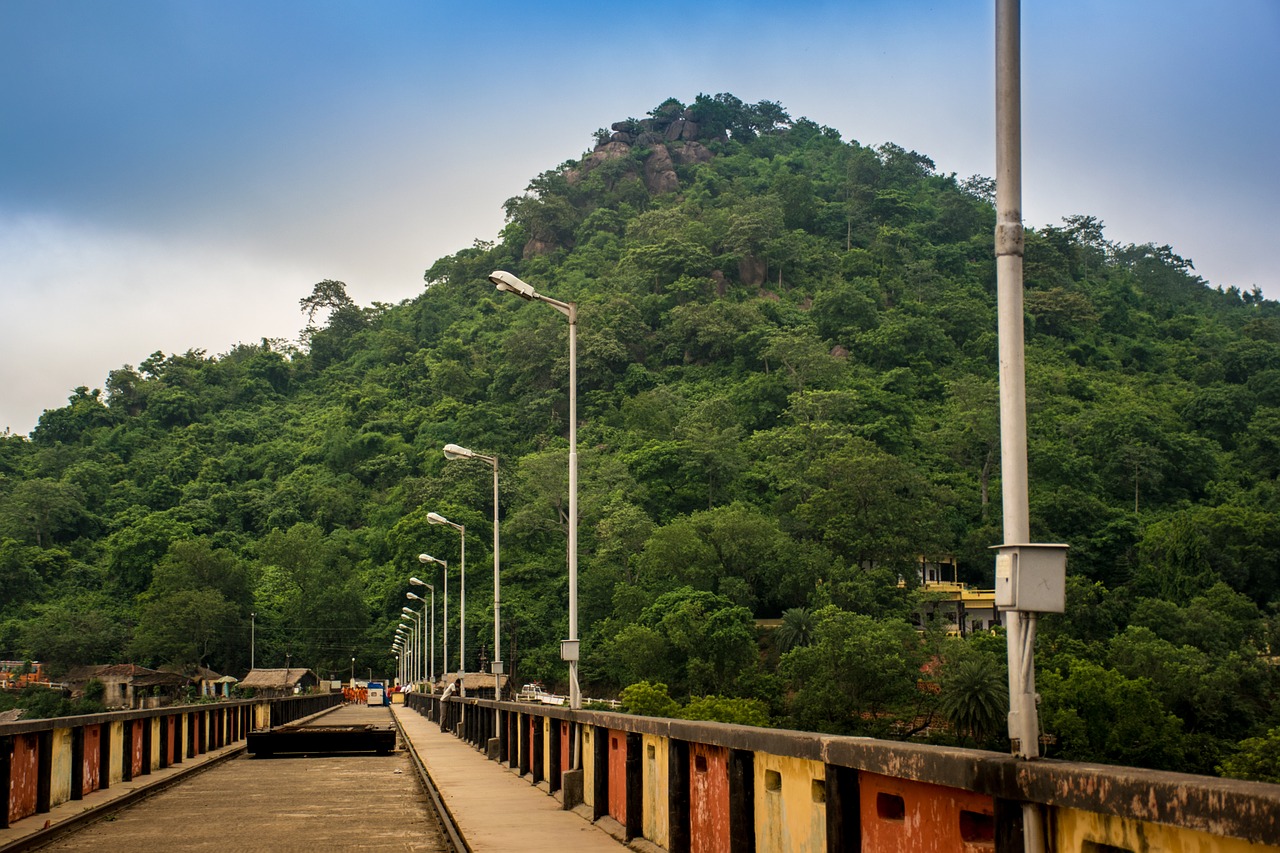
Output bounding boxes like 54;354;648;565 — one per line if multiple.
2;0;1277;434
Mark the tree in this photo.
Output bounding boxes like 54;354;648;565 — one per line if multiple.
775;607;816;653
781;607;924;736
1218;729;1280;784
620;680;681;718
938;652;1008;747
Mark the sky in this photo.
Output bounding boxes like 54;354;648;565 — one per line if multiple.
1;0;1277;435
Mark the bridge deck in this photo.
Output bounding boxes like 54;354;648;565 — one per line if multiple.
392;704;626;852
30;704;447;852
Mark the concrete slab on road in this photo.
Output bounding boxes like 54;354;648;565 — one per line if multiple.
393;704;627;853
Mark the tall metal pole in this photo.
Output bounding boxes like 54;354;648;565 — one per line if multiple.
429;586;435;685
568;309;580;712
492;459;502;717
460;525;466;699
250;611;255;671
996;2;1047;851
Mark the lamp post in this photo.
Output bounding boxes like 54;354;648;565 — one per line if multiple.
350;656;355;687
394;628;410;687
410;576;434;686
396;612;417;686
402;606;423;687
443;443;503;708
250;611;255;671
427;512;465;697
490;270;580;710
420;554;447;689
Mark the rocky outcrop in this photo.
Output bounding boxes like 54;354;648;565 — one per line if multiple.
562;105;726;196
644;146;679;195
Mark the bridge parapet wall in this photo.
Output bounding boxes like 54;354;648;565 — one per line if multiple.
1;692;341;830
406;695;1280;853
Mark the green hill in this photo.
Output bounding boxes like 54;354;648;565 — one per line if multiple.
2;94;1278;776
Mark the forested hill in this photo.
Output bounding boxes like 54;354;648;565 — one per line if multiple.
3;94;1279;779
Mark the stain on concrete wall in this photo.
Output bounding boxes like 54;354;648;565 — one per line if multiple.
131;720;145;777
690;743;729;853
108;721;123;785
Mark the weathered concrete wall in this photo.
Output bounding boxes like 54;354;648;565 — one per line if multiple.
859;771;995;853
149;718;161;771
8;733;39;824
1053;805;1269;853
642;734;669;848
755;752;826;852
50;726;73;808
690;743;730;853
82;724;101;795
107;720;123;785
607;728;627;824
582;725;596;810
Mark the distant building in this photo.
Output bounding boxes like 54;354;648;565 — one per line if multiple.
907;556;1002;637
0;660;50;689
64;664;193;709
438;671;510;700
239;668;320;698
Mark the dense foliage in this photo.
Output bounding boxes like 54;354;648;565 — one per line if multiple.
2;94;1278;777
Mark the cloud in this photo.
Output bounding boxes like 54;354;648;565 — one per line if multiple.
0;214;318;434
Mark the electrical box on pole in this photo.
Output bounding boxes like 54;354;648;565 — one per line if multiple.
992;543;1068;612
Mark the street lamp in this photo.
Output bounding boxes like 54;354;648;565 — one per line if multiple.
490;270;580;709
411;577;435;685
394;627;409;686
419;554;447;689
401;606;423;688
427;512;466;697
443;443;503;706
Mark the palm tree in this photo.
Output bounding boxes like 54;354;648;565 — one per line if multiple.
776;607;816;653
939;653;1008;746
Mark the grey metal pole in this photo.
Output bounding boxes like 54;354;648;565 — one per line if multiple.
460;524;466;700
492;458;501;715
568;307;580;712
996;2;1048;851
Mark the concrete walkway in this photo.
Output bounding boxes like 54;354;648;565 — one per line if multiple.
392;704;626;852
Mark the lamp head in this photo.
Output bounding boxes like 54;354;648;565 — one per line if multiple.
419;553;446;568
409;576;426;586
443;443;474;460
426;511;448;525
407;592;425;603
490;270;536;300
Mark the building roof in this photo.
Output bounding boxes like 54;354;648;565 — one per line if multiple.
63;664;191;688
440;671;510;691
239;668;317;689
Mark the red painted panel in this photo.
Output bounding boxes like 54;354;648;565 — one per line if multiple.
82;725;102;795
689;743;730;853
8;733;39;824
607;728;627;825
528;715;536;769
131;720;145;776
860;771;996;853
166;718;177;764
560;721;570;776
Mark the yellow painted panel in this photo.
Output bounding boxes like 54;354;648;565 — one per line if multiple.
543;717;551;782
582;726;595;809
108;721;124;784
642;734;670;848
1054;806;1280;853
754;752;826;853
49;727;73;807
150;718;161;770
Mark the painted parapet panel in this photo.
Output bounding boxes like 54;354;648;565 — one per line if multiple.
608;728;628;824
859;771;995;853
690;743;730;853
582;725;596;809
755;752;827;853
130;719;145;777
643;734;670;849
82;724;101;795
560;719;571;783
107;720;124;785
8;733;39;824
1053;805;1280;853
50;726;72;808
